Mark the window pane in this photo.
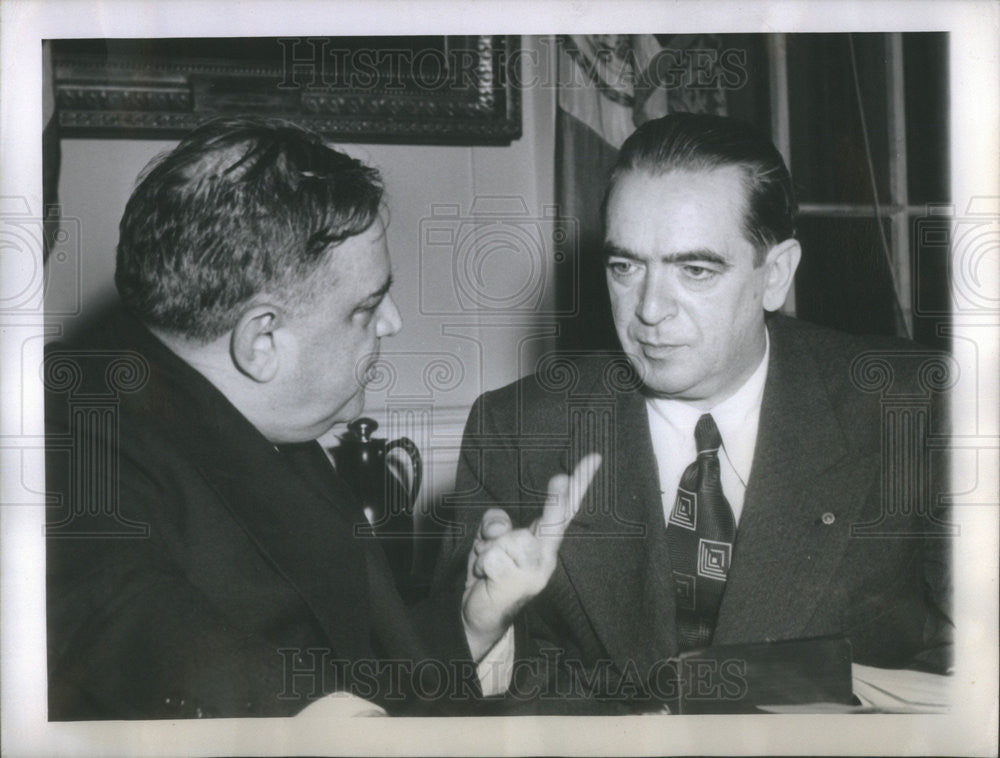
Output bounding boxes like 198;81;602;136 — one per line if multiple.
910;211;952;350
795;215;898;336
787;33;890;205
904;33;950;204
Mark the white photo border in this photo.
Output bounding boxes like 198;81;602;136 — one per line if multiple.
2;1;997;756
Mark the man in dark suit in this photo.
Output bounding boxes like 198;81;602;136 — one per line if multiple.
435;113;953;712
45;117;581;719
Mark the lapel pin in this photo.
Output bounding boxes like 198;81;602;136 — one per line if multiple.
821;512;836;525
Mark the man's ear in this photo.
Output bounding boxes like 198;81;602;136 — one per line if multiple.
761;238;802;312
231;304;283;383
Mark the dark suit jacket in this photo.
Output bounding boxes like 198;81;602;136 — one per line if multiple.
45;309;474;720
434;315;953;709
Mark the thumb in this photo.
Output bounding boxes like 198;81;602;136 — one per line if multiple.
478;508;513;541
533;453;602;541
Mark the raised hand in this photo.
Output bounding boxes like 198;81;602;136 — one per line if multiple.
462;453;602;661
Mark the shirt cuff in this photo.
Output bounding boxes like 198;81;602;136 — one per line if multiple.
476;625;515;696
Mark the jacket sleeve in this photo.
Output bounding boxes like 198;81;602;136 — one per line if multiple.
429;393;643;715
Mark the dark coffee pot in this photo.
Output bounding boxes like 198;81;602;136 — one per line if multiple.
333;417;422;595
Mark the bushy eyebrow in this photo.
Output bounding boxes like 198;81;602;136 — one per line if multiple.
603;242;732;269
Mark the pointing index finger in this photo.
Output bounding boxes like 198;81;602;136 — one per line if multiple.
533;453;602;540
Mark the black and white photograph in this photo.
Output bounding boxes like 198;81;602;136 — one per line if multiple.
1;1;997;756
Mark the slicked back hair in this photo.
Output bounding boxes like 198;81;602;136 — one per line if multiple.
605;112;797;266
115;116;384;341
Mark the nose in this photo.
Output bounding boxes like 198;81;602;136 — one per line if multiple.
636;267;677;325
376;294;403;338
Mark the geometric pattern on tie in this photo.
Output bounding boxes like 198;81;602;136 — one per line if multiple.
697;538;732;580
673;571;697;611
669;490;697;530
664;413;737;652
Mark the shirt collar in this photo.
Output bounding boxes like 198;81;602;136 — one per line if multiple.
647;328;770;482
710;329;769;482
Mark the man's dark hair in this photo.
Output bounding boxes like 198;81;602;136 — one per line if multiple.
115;116;384;341
606;112;796;265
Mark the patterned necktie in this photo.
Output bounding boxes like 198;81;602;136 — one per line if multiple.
665;413;737;652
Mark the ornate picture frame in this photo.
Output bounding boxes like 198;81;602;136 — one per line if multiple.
50;36;522;145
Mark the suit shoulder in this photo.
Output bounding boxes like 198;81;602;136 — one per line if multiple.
770;313;921;353
770;315;948;393
769;316;953;459
477;353;633;408
471;353;635;431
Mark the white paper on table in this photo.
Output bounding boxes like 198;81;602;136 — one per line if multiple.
759;664;952;714
850;663;952;712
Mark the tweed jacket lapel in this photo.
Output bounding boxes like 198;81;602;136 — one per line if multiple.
557;366;678;672
713;317;875;644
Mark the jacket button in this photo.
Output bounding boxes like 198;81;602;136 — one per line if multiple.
821;512;836;525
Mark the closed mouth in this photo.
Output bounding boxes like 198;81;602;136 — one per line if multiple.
637;340;685;358
638;339;685;349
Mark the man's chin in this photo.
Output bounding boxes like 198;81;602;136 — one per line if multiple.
337;391;366;427
311;392;367;441
626;355;689;394
638;370;702;401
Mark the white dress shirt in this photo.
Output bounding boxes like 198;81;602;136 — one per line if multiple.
485;331;770;694
646;331;770;526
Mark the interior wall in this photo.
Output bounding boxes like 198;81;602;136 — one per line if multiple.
48;36;557;519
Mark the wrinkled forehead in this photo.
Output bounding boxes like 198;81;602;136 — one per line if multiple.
605;166;752;248
608;165;751;212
